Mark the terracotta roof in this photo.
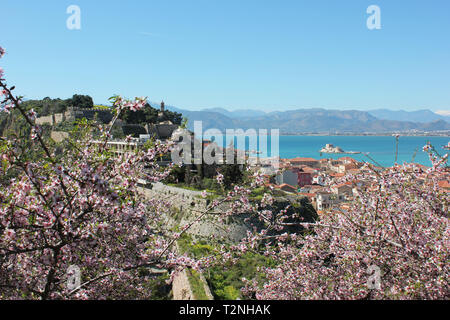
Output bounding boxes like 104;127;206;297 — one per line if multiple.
330;173;345;177
289;157;319;162
300;166;317;173
438;180;450;189
338;157;357;163
277;184;298;192
298;192;316;198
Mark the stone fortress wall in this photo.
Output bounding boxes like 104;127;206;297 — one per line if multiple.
140;182;250;243
36;107;114;126
140;182;248;300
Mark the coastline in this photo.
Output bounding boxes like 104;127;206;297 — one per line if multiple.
221;132;450;137
280;132;450;137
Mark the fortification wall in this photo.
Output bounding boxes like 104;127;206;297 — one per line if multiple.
66;108;113;124
140;183;250;242
54;113;64;123
36;108;114;126
36;115;56;125
147;123;179;139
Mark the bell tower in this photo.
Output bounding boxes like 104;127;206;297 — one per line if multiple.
158;100;165;119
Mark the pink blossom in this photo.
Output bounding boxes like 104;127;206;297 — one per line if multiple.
3;103;13;113
216;172;224;184
28;108;37;121
4;228;15;239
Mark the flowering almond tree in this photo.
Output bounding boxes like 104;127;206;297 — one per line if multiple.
239;147;449;299
0;48;207;299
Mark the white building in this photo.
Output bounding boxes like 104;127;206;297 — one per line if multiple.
312;174;326;186
275;169;298;187
316;192;344;211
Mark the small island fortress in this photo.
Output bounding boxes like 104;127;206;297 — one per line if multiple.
320;144;361;154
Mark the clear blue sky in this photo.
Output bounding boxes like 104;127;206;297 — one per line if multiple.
1;0;449;112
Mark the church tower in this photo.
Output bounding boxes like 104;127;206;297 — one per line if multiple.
158;100;165;119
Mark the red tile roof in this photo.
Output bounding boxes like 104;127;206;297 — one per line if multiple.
338;157;357;163
290;157;319;162
298;192;316;198
277;184;298;192
438;180;450;189
330;173;345;177
334;182;352;188
300;166;317;173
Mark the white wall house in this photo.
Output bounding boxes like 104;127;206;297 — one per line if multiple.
312;175;326;186
275;169;298;187
316;192;344;211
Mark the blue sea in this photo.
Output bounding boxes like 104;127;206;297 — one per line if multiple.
206;135;449;168
274;136;449;167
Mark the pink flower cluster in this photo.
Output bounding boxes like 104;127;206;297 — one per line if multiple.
232;146;450;300
0;46;5;79
0;52;198;299
111;96;147;112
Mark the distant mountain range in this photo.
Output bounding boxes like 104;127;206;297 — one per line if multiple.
200;108;267;119
367;109;450;123
149;102;450;134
